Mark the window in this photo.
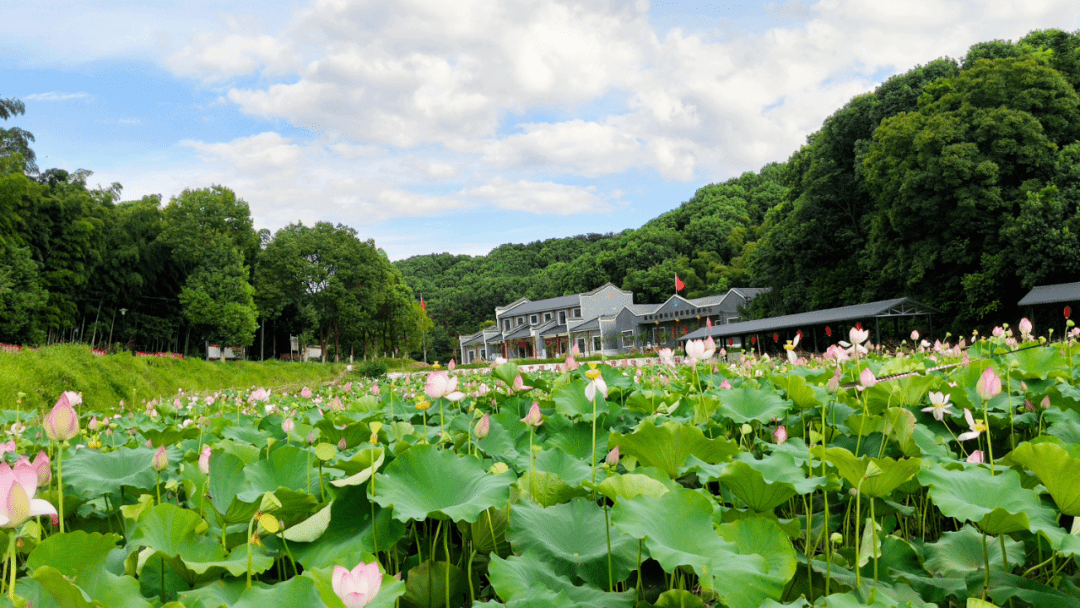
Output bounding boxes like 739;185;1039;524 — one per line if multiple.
572;308;581;318
517;317;524;326
530;314;538;325
544;312;552;322
559;311;566;324
621;330;634;348
577;337;587;353
503;319;510;331
592;336;602;351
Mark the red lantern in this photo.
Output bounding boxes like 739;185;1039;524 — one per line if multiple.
773;333;779;342
1066;306;1072;319
855;322;863;331
751;336;757;344
727;338;733;346
825;326;832;337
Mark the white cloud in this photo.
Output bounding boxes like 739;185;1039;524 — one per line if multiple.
24;91;92;101
461;178;612;215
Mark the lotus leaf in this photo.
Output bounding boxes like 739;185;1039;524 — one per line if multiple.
15;566;106;608
374;444;515;523
1001;441;1080;515
608;420;739;479
596;469;675;501
610;487;790;608
487;551;636;608
507;498;641;588
287;484;406;569
553;380;608;421
401;559;467;608
818;447;921;498
922;525;1023;577
716;386;792;423
514;470;588;506
63;447;161;500
26;531;150;608
918;465;1059;535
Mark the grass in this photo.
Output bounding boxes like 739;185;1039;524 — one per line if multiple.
0;344;349;414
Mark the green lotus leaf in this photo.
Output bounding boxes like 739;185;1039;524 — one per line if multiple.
26;531;150;608
374;444;515;523
536;447;593;486
608;420;739;479
922;525;1023;577
596;469;676;502
545;421;609;462
985;570;1080;608
63;447;160;500
16;566;106;608
304;565;406;608
401;559;467;608
1001;441;1080;515
515;470;589;507
716;386;792;423
206;450;259;524
469;506;510;555
690;452;826;512
817;447;921;498
610;487;790;608
315;419;369;450
507;498;641;588
1005;346;1065;380
286;484;406;570
329;448;385;487
221;424;271;447
141;426;200;448
715;516;798;582
553;380;609;421
488;551;636;608
918;465;1059;536
493;361;521;388
127;503;273;585
230;575;328;608
773;375;825;410
236;444;316;501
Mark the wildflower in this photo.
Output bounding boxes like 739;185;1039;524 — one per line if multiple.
0;461;57;528
45;392;80;442
199;446;211;475
773;426;788;445
151;446;169;472
332;561;382;608
520;402;543;428
957;409;988;442
921;392;953;421
975;366;1001;401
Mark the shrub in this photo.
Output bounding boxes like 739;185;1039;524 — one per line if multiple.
357;360;388;378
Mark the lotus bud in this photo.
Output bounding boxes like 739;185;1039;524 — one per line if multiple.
306;431;317;445
830;532;843;544
199;446;211;475
332;562;383;608
773;426;788;445
597;446;618;470
32;451;51;486
448;358;456;371
740;424;753;436
1041;396;1051;410
489;462;509;475
975;366;1001;401
520;402;543;428
151;446;169;472
720;379;732;389
282;418;295;434
337;438;347;450
857;367;877;391
826;368;841;394
44;392;80;442
911;330;919;341
475;413;491;439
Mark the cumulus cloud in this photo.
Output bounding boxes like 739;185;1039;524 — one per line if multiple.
461;178;613;215
24;91;92;101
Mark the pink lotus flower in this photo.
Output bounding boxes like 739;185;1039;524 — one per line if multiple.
424;371;450;399
0;461;57;528
332;561;383;608
248;388;271;403
1019;318;1033;340
685;339;706;361
199;446;212;475
512;374;533;393
0;442;15;457
605;446;620;467
911;330;919;341
657;348;675;367
30;452;50;486
448;359;456;371
976;366;1001;401
856;367;877;391
840;326;870;356
342;382;352;393
337;438;347;450
474;414;490;439
45;392;80;442
565;354;580;371
301;387;314;399
992;326;1004;338
520;402;543;428
369;383;379;396
282;417;296;434
966;450;984;464
720;379;732;389
773;426;788;445
151;446;169;472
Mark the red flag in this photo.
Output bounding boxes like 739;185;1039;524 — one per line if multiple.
420;296;426;312
675;274;685;292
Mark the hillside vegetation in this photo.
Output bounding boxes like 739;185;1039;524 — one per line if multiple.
396;29;1080;360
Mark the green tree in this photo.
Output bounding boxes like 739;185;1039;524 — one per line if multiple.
0;241;47;344
0;96;37;175
179;240;258;349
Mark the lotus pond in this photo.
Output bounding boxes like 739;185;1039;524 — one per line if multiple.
3;325;1080;608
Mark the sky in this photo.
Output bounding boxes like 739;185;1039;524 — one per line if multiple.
3;1;1079;261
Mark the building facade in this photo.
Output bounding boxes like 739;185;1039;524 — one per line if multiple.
458;286;768;363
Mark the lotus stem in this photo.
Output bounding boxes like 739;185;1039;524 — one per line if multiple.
854;478;864;590
6;532;15;601
444;517;451;608
246;514;256;588
1000;534;1009;573
590;395;598;501
871;496;879;584
982;529;990;597
57;443;65;533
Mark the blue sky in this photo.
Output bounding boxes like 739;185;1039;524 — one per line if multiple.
3;1;1079;260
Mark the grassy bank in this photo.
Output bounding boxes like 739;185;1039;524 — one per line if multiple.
0;344;348;414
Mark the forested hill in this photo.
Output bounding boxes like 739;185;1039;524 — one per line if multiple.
396;29;1080;360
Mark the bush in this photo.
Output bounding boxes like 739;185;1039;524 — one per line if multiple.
357;360;388;378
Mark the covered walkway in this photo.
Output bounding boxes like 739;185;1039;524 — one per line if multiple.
678;297;942;353
1018;281;1080;335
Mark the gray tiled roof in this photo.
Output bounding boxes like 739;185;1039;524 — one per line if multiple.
570;316;602;332
1018;281;1080;306
625;303;661;315
679;297;941;341
501;324;534;340
540;323;569;337
500;293;581;317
